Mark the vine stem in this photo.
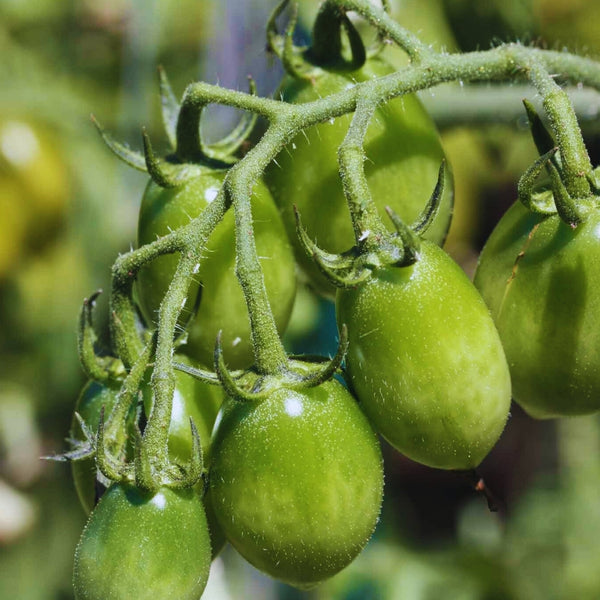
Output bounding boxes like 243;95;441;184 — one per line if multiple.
337;96;388;250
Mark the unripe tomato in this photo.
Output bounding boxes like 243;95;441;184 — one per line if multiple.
265;56;453;298
136;167;297;368
336;241;511;469
73;483;211;600
209;379;383;588
70;381;119;515
474;201;600;418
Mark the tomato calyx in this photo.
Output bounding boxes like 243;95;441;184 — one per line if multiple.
294;161;446;288
518;99;599;227
93;68;257;185
177;327;348;404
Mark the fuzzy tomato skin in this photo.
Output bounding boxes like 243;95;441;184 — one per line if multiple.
474;201;600;418
73;484;211;600
209;380;383;589
265;57;453;298
337;241;511;469
136;168;297;369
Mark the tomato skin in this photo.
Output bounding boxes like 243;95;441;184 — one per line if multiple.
336;241;511;469
209;380;383;589
474;201;600;418
73;483;211;600
136;167;297;369
265;56;453;297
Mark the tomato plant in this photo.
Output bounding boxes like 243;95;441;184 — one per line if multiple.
136;166;297;369
209;377;383;589
474;200;600;418
265;56;453;297
73;483;211;600
337;241;512;470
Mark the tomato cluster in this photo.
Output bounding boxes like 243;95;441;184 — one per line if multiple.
65;4;600;599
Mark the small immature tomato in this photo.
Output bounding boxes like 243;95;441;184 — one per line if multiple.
70;381;119;515
336;241;511;470
474;201;600;418
265;56;453;298
73;483;211;600
209;379;383;589
136;167;297;369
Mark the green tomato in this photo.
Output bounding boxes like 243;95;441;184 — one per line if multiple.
474;201;600;418
209;379;383;589
73;483;210;600
265;56;453;298
136;167;297;369
336;241;511;469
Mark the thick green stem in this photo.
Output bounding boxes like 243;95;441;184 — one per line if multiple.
526;59;592;199
338;97;388;250
141;188;229;472
229;128;290;375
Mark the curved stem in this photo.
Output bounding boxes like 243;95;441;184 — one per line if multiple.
337;96;388;250
229;128;290;374
525;58;592;199
141;188;229;471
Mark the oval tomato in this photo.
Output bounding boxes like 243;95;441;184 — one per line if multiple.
336;241;511;469
474;201;600;418
73;483;210;600
70;381;120;515
265;56;453;297
136;167;297;369
209;378;383;589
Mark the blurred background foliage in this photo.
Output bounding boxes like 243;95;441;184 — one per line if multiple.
1;0;600;598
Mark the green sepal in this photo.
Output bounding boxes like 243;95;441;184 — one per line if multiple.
385;205;421;266
96;407;128;483
294;324;349;388
411;160;446;236
78;291;125;386
309;1;366;71
166;419;204;490
517;148;559;215
547;160;587;227
158;66;180;150
91;115;147;172
214;332;269;402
